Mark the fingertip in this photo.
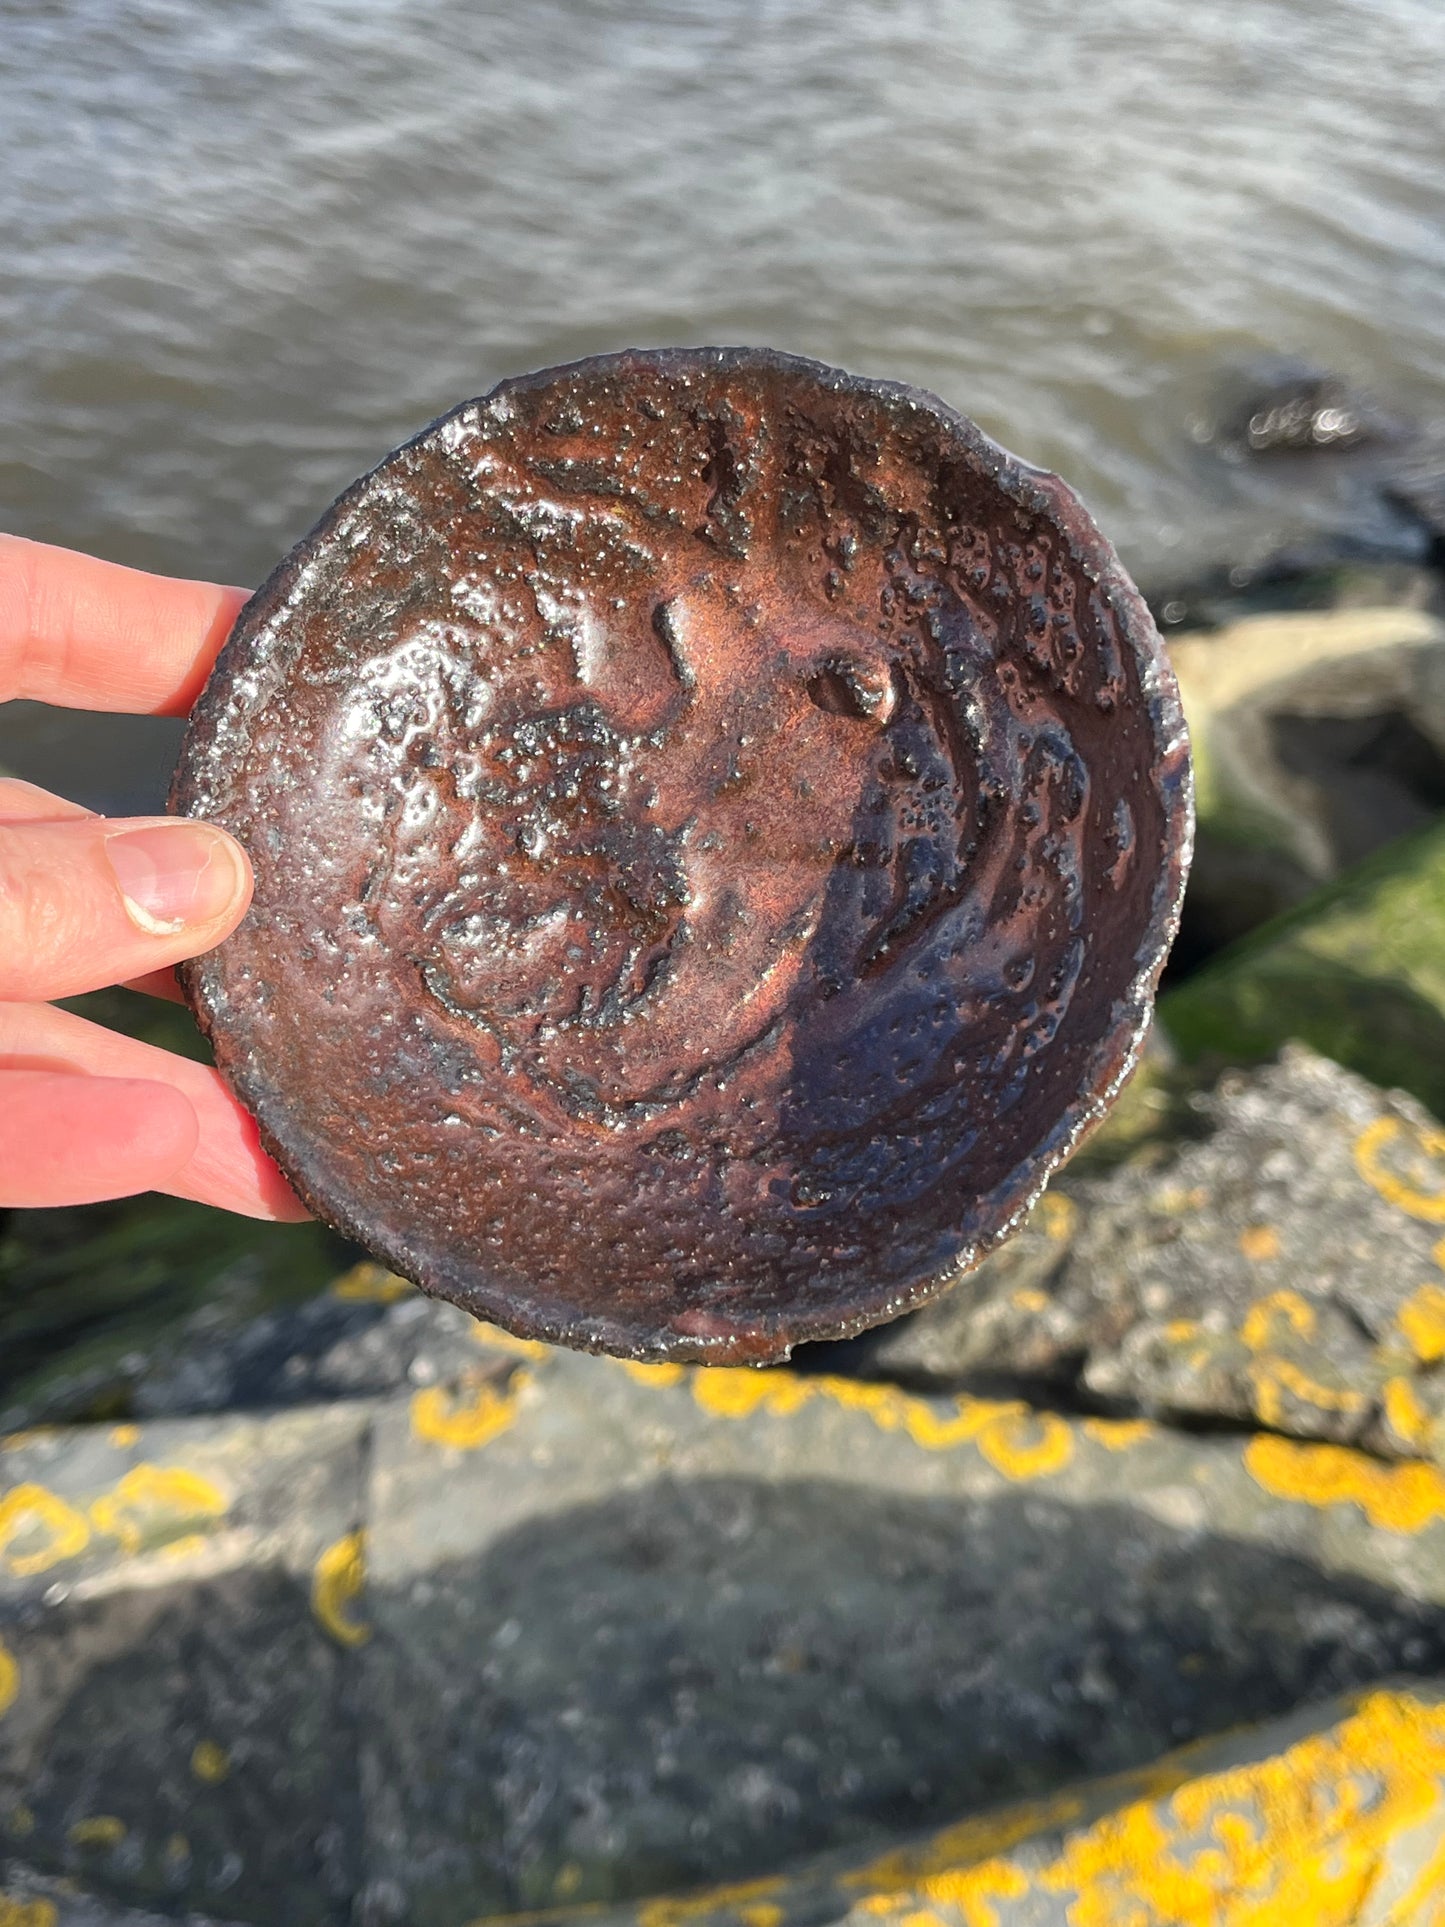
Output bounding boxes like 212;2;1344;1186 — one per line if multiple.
165;1068;312;1222
125;1074;203;1170
122;966;188;1003
194;820;254;938
0;1070;201;1207
0;1003;307;1220
103;817;253;943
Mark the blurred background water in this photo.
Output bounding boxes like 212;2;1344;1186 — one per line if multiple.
1;0;1442;812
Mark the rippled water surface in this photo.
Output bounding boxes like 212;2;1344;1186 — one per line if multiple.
1;0;1442;808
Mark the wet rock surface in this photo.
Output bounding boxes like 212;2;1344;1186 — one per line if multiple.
1204;359;1404;461
173;347;1189;1364
4;1338;1445;1923
850;1047;1445;1460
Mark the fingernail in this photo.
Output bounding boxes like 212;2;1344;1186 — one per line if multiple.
105;823;246;936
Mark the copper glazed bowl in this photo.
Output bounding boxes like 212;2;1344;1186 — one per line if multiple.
173;348;1192;1363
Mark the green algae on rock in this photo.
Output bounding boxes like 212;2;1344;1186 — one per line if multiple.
1160;818;1445;1121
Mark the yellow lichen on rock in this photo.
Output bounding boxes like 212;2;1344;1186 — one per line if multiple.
845;1789;1088;1895
1354;1115;1445;1223
0;1637;16;1719
972;1410;1074;1481
638;1876;788;1927
311;1530;371;1648
1234;1290;1374;1436
190;1740;231;1784
1244;1433;1445;1533
89;1465;228;1556
850;1691;1445;1927
471;1322;553;1361
331;1261;414;1303
1082;1418;1154;1451
1382;1375;1438;1453
1249;1356;1367;1429
411;1369;531;1450
1240;1288;1316;1350
689;1371;1076;1481
617;1360;689;1388
1398;1282;1445;1364
1237;1224;1282;1263
690;1370;817;1422
1045;1690;1445;1927
1036;1192;1078;1242
67;1815;126;1848
0;1894;56;1927
0;1483;90;1577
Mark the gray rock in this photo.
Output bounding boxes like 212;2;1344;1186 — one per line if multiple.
1206;358;1403;458
1386;430;1445;549
850;1048;1445;1461
0;1245;487;1435
0;1408;369;1924
441;1683;1445;1927
0;1858;244;1924
130;1268;479;1420
6;1213;1445;1923
352;1345;1445;1922
1147;551;1444;641
1169;603;1445;947
0;1356;1441;1925
15;1688;1445;1927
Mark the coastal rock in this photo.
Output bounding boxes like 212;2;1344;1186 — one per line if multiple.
3;1350;1444;1923
1162;820;1445;1122
0;1863;243;1925
1148;553;1442;640
444;1685;1445;1927
128;1269;479;1421
1385;431;1445;551
1169;604;1445;947
9;1694;1445;1927
1206;359;1401;459
0;1407;369;1924
851;1048;1445;1459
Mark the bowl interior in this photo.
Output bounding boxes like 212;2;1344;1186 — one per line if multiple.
176;348;1190;1361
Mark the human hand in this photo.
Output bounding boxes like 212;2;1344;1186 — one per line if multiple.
0;534;307;1217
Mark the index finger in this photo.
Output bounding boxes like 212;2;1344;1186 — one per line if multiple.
0;534;249;716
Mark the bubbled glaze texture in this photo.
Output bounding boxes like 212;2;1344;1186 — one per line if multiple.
174;349;1192;1362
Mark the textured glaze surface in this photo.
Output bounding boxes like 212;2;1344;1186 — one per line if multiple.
173;348;1192;1362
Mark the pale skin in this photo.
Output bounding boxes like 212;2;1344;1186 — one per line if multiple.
0;534;306;1216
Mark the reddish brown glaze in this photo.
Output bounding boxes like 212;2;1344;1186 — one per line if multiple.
173;349;1192;1362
